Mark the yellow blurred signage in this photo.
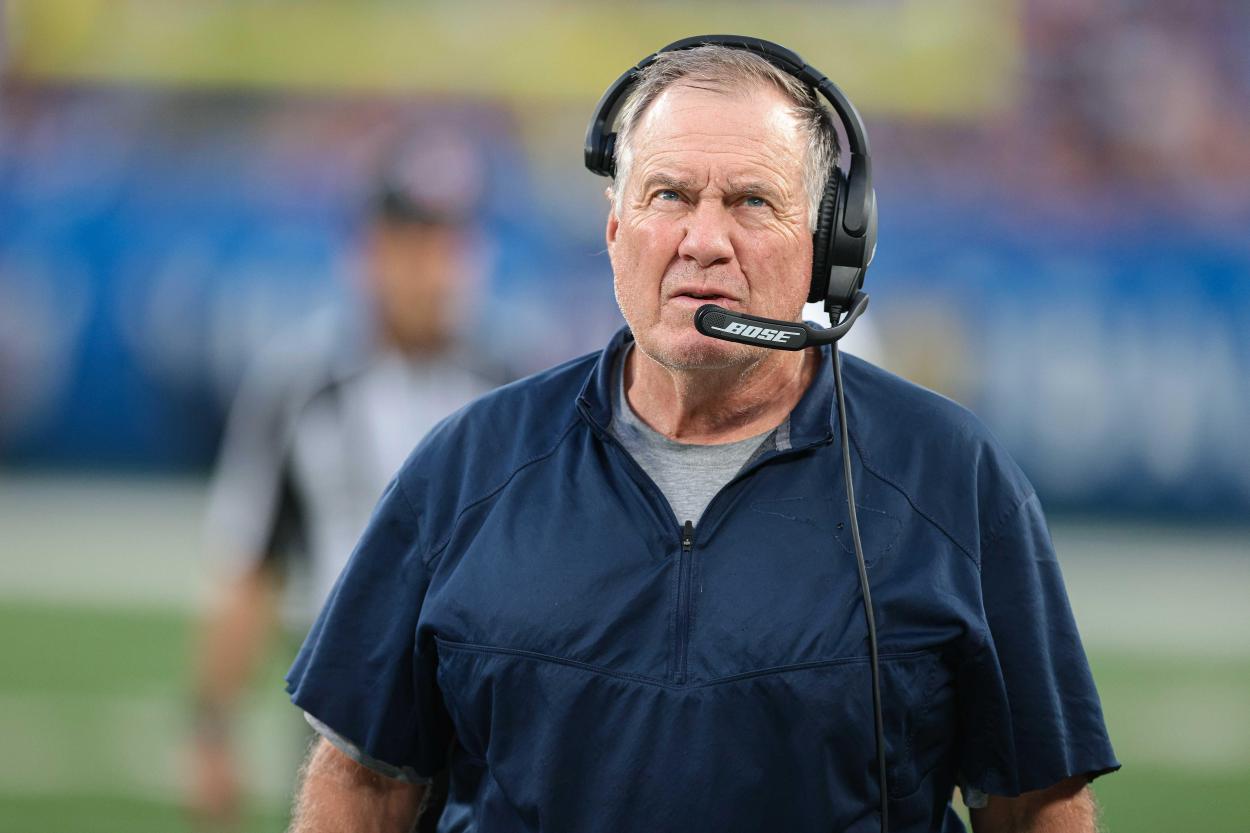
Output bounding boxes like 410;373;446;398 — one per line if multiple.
5;0;1019;117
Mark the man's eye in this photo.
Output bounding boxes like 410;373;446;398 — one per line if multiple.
656;189;680;201
743;196;769;208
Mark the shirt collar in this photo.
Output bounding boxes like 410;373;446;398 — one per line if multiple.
576;325;836;452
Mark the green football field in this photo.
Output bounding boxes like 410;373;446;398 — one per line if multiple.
1;600;1248;833
1;477;1247;832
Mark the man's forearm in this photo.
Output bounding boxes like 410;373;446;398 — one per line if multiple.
970;778;1100;833
289;738;427;833
193;564;281;720
187;564;282;822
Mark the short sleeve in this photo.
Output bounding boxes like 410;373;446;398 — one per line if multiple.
204;347;304;573
958;492;1120;798
285;475;452;779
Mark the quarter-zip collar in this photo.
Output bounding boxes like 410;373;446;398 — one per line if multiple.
576;325;836;452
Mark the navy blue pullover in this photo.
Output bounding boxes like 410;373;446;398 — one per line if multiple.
287;326;1118;832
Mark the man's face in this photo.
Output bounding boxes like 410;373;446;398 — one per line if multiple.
606;83;813;370
364;218;467;350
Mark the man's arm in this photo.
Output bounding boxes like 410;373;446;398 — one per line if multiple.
289;737;428;833
187;563;282;825
970;776;1100;833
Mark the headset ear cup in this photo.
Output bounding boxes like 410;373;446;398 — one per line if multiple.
808;170;842;304
602;133;618;179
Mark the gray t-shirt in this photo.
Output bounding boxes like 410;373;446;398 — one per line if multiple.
608;345;783;525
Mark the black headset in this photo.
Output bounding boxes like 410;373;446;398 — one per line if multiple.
584;34;878;315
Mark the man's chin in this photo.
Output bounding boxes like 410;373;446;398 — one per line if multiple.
636;325;755;371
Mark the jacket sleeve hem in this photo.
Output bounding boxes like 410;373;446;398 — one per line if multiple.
304;711;435;785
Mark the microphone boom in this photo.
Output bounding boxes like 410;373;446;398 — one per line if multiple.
694;291;869;350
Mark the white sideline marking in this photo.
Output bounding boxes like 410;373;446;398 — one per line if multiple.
1;474;1248;656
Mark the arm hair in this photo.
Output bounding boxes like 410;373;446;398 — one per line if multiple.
288;737;428;833
970;777;1102;833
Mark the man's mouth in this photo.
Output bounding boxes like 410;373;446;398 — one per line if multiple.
670;291;738;305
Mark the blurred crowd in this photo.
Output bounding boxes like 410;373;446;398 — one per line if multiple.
2;0;1249;516
873;0;1250;224
1022;0;1250;215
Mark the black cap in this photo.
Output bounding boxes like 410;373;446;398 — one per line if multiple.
371;127;485;226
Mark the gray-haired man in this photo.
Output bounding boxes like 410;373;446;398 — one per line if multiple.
284;41;1116;833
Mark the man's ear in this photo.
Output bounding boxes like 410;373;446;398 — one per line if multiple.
606;188;620;247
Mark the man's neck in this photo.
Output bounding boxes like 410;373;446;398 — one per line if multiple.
624;344;817;444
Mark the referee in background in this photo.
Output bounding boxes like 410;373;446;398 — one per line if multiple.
186;128;501;831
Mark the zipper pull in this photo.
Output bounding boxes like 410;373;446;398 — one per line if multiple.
682;520;694;552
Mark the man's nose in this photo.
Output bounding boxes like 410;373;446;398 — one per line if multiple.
676;200;734;269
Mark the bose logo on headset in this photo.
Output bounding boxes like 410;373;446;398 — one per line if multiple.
708;321;798;344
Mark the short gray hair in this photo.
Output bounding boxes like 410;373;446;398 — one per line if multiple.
610;44;839;231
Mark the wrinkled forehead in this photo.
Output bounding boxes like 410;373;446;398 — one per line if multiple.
629;83;806;180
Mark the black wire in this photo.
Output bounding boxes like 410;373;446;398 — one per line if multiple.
831;340;888;833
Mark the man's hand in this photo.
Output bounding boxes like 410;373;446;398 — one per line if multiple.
187;727;243;829
970;776;1100;832
289;737;427;833
186;564;281;829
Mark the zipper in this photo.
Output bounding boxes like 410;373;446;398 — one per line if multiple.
575;397;833;685
570;405;700;686
675;519;695;685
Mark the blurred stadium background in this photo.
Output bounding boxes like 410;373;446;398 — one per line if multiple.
1;1;1248;831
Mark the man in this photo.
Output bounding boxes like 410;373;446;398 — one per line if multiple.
283;44;1118;832
188;129;501;829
